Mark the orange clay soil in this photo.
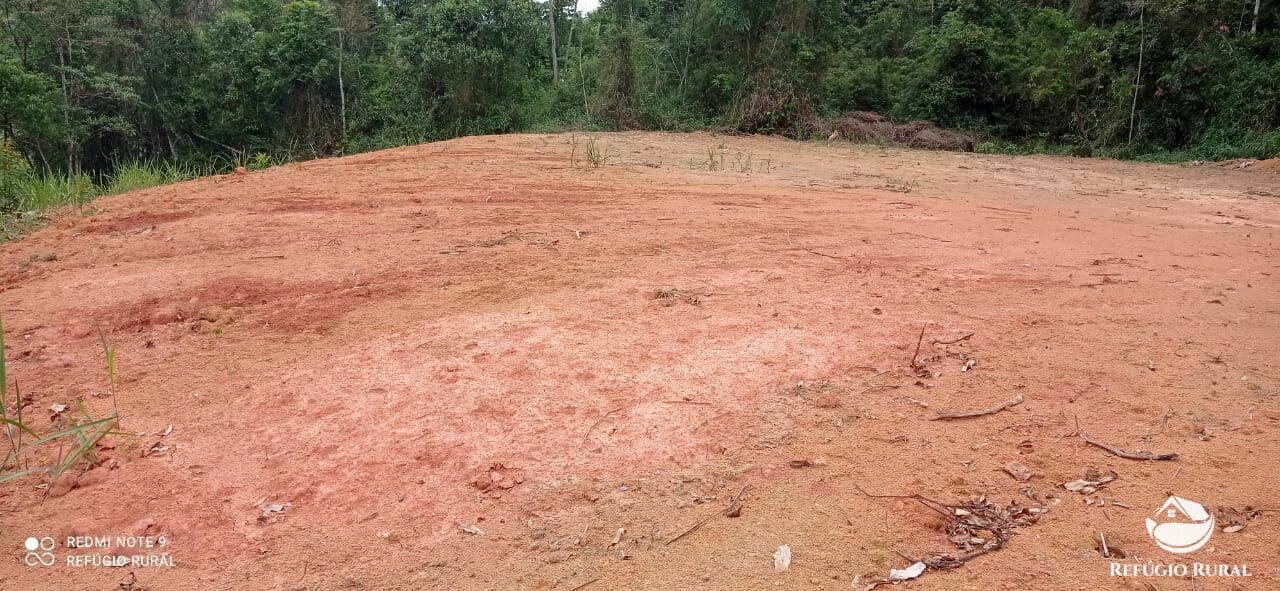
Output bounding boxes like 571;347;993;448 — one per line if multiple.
1;132;1278;590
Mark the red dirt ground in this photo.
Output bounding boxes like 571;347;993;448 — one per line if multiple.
1;132;1278;590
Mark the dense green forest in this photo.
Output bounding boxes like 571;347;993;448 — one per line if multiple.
1;0;1278;202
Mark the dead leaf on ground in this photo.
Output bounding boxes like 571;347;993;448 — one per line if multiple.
1003;461;1032;482
1215;505;1264;532
1063;469;1117;494
260;501;290;515
257;501;291;524
141;441;170;457
652;288;702;306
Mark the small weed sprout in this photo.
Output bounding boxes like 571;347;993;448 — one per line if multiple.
251;152;272;171
705;145;730;171
699;146;770;174
883;177;920;193
584;137;609;168
217;151;276;174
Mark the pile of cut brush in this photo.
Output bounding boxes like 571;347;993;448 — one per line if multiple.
824;111;976;152
723;80;974;152
927;495;1043;568
855;486;1044;590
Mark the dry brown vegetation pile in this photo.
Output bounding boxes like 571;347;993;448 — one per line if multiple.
825;111;976;152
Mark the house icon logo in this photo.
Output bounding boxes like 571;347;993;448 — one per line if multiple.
1145;496;1215;554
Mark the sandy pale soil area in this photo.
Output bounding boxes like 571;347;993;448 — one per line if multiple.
1;132;1277;590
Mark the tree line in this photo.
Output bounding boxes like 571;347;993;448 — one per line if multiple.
1;0;1277;179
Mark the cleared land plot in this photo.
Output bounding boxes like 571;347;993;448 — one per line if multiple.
1;132;1278;589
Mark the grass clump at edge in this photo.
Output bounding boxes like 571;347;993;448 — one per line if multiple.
104;161;197;195
0;148;256;240
0;315;121;486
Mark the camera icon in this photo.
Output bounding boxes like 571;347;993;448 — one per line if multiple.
23;536;56;567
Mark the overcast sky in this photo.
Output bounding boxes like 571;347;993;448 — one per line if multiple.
577;0;600;12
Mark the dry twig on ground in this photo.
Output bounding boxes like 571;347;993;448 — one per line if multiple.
931;394;1024;420
1072;416;1178;461
582;407;623;444
853;483;1043;587
932;332;974;345
804;247;846;259
981;205;1032;215
665;485;751;546
910;324;928;371
891;231;953;243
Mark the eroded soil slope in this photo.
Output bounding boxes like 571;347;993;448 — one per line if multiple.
1;132;1278;590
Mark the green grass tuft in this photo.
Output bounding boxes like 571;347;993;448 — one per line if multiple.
20;172;98;210
105;162;198;195
1;314;121;485
1;156;236;240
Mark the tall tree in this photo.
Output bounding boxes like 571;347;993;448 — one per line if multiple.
549;0;560;83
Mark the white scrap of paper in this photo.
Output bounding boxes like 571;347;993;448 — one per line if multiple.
773;545;792;571
889;561;926;581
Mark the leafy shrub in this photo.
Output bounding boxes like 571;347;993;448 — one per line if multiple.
0;140;33;212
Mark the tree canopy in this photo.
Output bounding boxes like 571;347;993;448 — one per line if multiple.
1;0;1277;176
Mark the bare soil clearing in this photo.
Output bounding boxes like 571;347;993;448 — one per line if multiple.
1;132;1278;590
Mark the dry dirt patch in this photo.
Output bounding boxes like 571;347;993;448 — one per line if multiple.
1;132;1277;590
